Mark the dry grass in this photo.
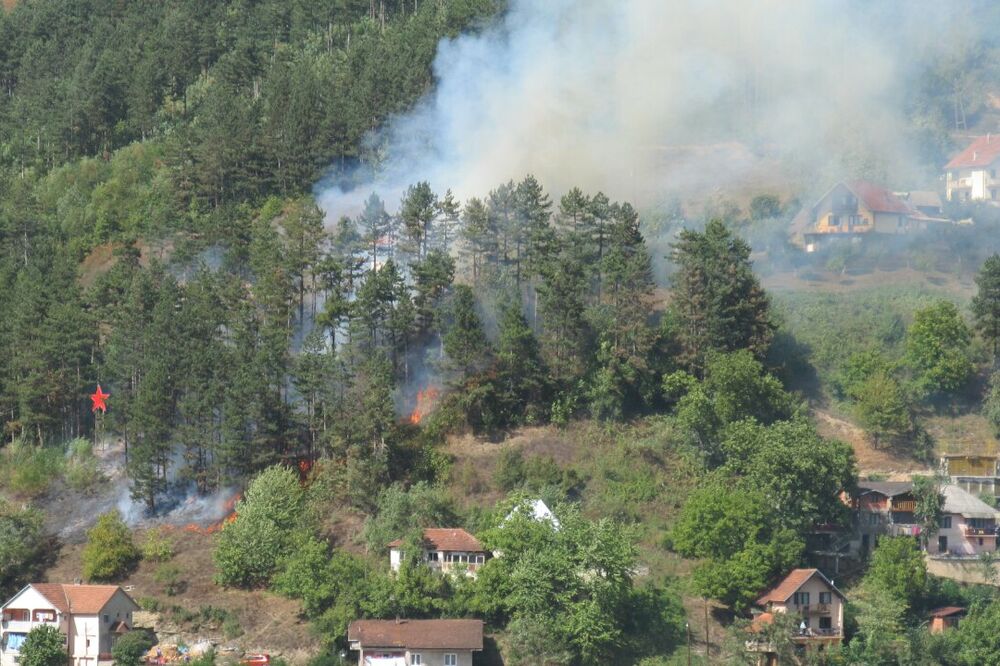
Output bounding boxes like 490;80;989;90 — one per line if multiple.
813;408;929;476
45;531;319;661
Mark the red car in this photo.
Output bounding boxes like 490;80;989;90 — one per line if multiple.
241;655;270;666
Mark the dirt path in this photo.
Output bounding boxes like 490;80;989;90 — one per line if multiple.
813;408;929;477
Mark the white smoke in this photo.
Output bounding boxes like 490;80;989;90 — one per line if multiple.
317;0;982;219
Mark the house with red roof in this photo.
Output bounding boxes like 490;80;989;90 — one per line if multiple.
792;180;949;252
347;619;483;666
929;606;965;634
945;134;1000;203
388;528;488;576
749;568;845;662
1;583;140;666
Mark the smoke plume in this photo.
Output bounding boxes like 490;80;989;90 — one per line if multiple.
318;0;981;217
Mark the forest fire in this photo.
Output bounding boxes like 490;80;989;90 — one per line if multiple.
168;491;241;535
409;386;440;424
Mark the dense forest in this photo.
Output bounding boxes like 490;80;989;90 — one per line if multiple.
10;1;1000;665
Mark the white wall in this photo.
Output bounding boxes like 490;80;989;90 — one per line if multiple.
1;587;67;666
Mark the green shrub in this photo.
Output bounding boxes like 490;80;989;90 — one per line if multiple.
0;440;64;496
142;527;175;562
154;563;184;596
64;438;103;492
112;629;155;666
19;625;66;666
82;511;140;582
214;465;305;588
222;615;243;639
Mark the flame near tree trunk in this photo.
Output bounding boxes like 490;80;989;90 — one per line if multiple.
409;387;440;424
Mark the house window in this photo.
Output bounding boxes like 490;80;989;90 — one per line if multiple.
819;592;832;605
819;616;832;630
941;516;952;529
793;592;810;606
411;654;422;665
444;655;457;666
104;615;109;623
427;552;439;561
32;610;56;623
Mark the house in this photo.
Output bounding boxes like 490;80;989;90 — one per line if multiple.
945;134;1000;203
928;606;966;634
503;499;560;529
1;583;140;666
346;619;483;666
941;454;1000;505
388;529;488;575
851;481;919;556
931;485;999;557
749;569;845;663
792;181;949;252
897;191;945;218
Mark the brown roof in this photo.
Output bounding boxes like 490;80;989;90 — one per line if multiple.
30;584;135;615
929;606;966;618
387;528;483;552
846;180;915;215
756;569;846;606
946;134;1000;169
347;619;484;650
857;481;913;498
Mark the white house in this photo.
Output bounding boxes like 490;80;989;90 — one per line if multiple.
1;584;140;666
930;485;999;557
347;619;483;666
945;134;1000;203
388;529;487;575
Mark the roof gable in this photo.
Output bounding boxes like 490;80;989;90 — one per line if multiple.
942;484;998;519
347;619;484;650
11;584;137;615
756;569;846;606
857;481;913;498
946;134;1000;169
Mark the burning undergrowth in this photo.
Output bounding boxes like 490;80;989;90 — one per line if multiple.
41;440;242;542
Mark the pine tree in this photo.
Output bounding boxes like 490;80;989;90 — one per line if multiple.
972;253;1000;362
400;181;438;260
442;285;491;378
359;193;391;271
670;219;774;371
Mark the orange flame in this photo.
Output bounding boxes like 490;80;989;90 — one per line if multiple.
166;491;241;535
409;387;440;425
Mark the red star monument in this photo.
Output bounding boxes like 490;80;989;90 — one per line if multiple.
90;384;110;413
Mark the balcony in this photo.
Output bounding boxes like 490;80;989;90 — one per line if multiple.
892;500;916;512
802;604;831;615
964;526;997;537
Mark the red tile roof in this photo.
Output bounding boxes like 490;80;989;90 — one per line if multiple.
845;180;914;215
929;606;966;618
756;569;845;606
946;135;1000;169
387;528;484;552
30;584;136;615
347;619;484;650
749;612;774;632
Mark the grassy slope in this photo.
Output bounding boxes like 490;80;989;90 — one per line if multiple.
44;531;320;660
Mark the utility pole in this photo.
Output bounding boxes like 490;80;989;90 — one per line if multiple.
704;598;710;664
686;622;691;666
